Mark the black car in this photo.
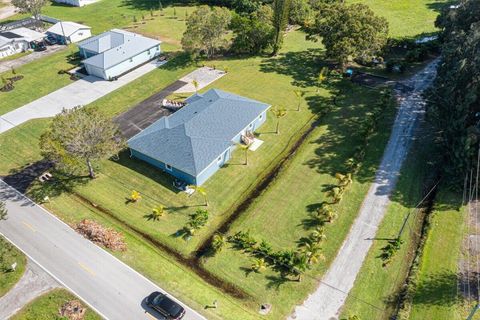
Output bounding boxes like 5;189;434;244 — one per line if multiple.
146;292;186;320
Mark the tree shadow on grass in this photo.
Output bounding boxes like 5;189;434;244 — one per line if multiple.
265;275;292;290
385;270;465;310
426;0;456;14
259;49;326;89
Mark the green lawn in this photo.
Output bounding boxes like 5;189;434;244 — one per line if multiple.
409;190;466;320
0;47;76;115
0;51;32;62
10;289;101;320
0;236;26;298
340;128;436;319
352;0;450;38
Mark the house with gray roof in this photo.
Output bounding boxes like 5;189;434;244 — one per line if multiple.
77;29;161;80
128;89;270;185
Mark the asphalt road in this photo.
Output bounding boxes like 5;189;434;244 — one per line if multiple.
289;59;440;320
0;180;206;320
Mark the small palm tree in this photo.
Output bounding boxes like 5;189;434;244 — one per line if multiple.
326;187;343;204
236;142;251;165
317;67;328;92
292;253;309;282
293;90;306;112
301;242;324;265
310;226;326;243
188;185;209;206
211;233;225;252
251;258;267;273
151;205;165;221
271;107;287;134
192;78;199;93
130;190;141;202
335;172;352;187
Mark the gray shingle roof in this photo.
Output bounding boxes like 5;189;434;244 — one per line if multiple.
128;89;270;176
78;29;161;69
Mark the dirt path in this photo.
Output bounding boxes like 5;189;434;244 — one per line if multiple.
289;59;440;320
0;0;16;20
0;259;60;319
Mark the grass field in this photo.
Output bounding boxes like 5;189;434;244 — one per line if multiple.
0;236;26;298
350;0;450;38
408;190;466;320
10;288;101;320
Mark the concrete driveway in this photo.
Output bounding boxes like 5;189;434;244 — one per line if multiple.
0;60;167;134
0;179;206;320
289;59;440;320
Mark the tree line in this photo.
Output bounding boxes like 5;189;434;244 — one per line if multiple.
426;0;480;184
182;0;388;65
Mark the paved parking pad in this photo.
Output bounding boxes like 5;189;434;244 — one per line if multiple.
0;60;167;134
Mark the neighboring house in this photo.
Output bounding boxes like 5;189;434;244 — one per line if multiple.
0;27;44;59
46;21;92;44
128;89;270;186
53;0;98;7
77;29;161;80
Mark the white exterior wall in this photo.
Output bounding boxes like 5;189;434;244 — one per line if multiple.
69;29;92;43
53;0;92;7
103;45;160;80
0;41;29;58
84;64;106;79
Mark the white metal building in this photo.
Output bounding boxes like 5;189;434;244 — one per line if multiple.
77;29;161;80
53;0;99;7
46;21;91;44
0;27;45;59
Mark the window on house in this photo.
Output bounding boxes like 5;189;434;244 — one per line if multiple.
165;164;172;171
259;114;263;119
217;156;222;163
249;123;253;128
147;49;150;54
129;58;133;62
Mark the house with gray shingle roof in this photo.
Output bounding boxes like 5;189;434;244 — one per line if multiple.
128;89;270;185
77;29;161;80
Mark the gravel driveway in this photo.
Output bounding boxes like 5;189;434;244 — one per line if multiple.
289;59;440;320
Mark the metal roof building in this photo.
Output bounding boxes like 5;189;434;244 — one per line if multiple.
128;89;270;185
77;29;161;80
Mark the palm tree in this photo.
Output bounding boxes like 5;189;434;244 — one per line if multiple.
236;142;251;165
317;67;328;92
335;172;352;187
211;233;225;252
326;186;343;204
251;258;267;273
271;107;287;134
188;185;209;206
316;204;337;223
301;242;324;265
130;190;141;202
309;226;326;243
192;78;199;93
293;90;306;112
151;205;165;221
292;253;309;282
